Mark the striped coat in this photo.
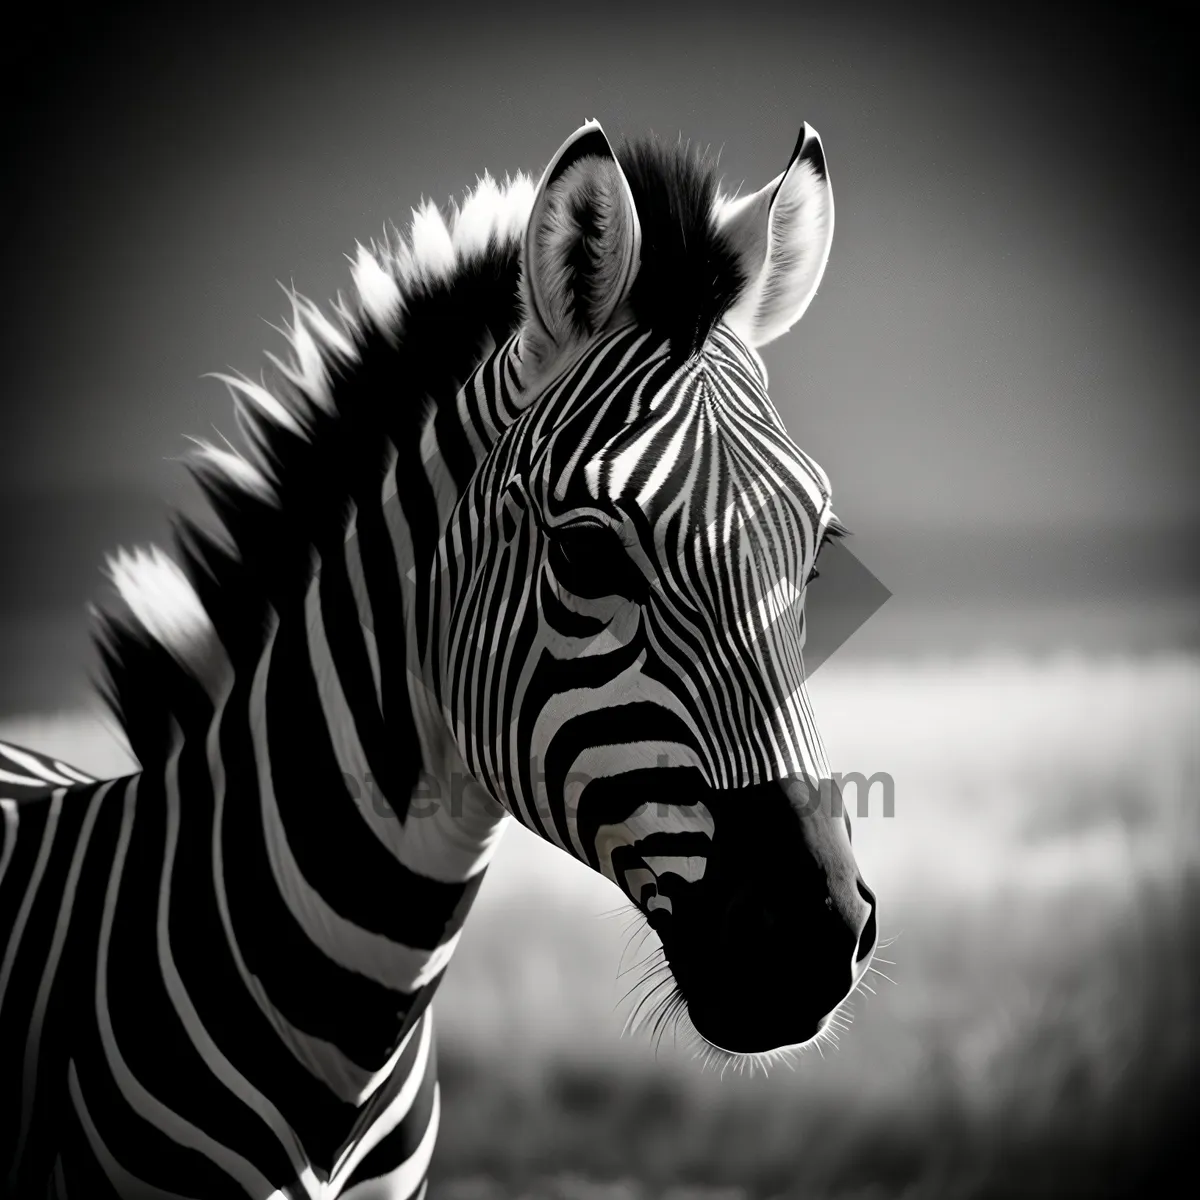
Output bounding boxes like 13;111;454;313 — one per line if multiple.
0;118;875;1197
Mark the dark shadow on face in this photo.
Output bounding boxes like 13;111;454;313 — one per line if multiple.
651;777;877;1054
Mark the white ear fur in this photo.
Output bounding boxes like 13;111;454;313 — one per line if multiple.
521;120;641;364
719;123;834;348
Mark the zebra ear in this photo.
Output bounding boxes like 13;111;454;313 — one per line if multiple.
521;120;641;362
718;123;834;348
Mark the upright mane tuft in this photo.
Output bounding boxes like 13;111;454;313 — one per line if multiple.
97;170;536;762
94;135;745;764
618;138;746;360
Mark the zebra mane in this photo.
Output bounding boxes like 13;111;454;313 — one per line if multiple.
94;137;743;765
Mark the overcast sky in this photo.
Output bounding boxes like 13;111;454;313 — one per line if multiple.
2;1;1194;709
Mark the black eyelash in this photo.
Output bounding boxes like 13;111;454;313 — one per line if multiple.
808;517;849;586
823;515;851;541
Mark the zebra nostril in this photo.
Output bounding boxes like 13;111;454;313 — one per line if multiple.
855;878;878;964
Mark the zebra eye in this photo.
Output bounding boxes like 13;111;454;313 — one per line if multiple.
547;522;648;601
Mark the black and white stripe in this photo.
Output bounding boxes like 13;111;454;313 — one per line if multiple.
429;320;838;909
1;510;465;1195
1;117;862;1194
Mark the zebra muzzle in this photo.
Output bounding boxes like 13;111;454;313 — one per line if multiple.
652;776;877;1053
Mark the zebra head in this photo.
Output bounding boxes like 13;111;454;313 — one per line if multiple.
432;122;877;1056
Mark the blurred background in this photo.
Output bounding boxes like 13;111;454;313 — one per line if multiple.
3;2;1196;1196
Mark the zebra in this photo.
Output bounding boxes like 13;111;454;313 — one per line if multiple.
0;118;878;1197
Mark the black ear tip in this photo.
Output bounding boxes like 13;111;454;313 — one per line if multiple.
791;123;827;181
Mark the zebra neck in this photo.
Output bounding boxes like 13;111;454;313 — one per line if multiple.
198;487;501;1114
380;333;532;813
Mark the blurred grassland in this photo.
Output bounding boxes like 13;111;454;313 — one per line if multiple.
432;654;1199;1199
3;652;1197;1198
